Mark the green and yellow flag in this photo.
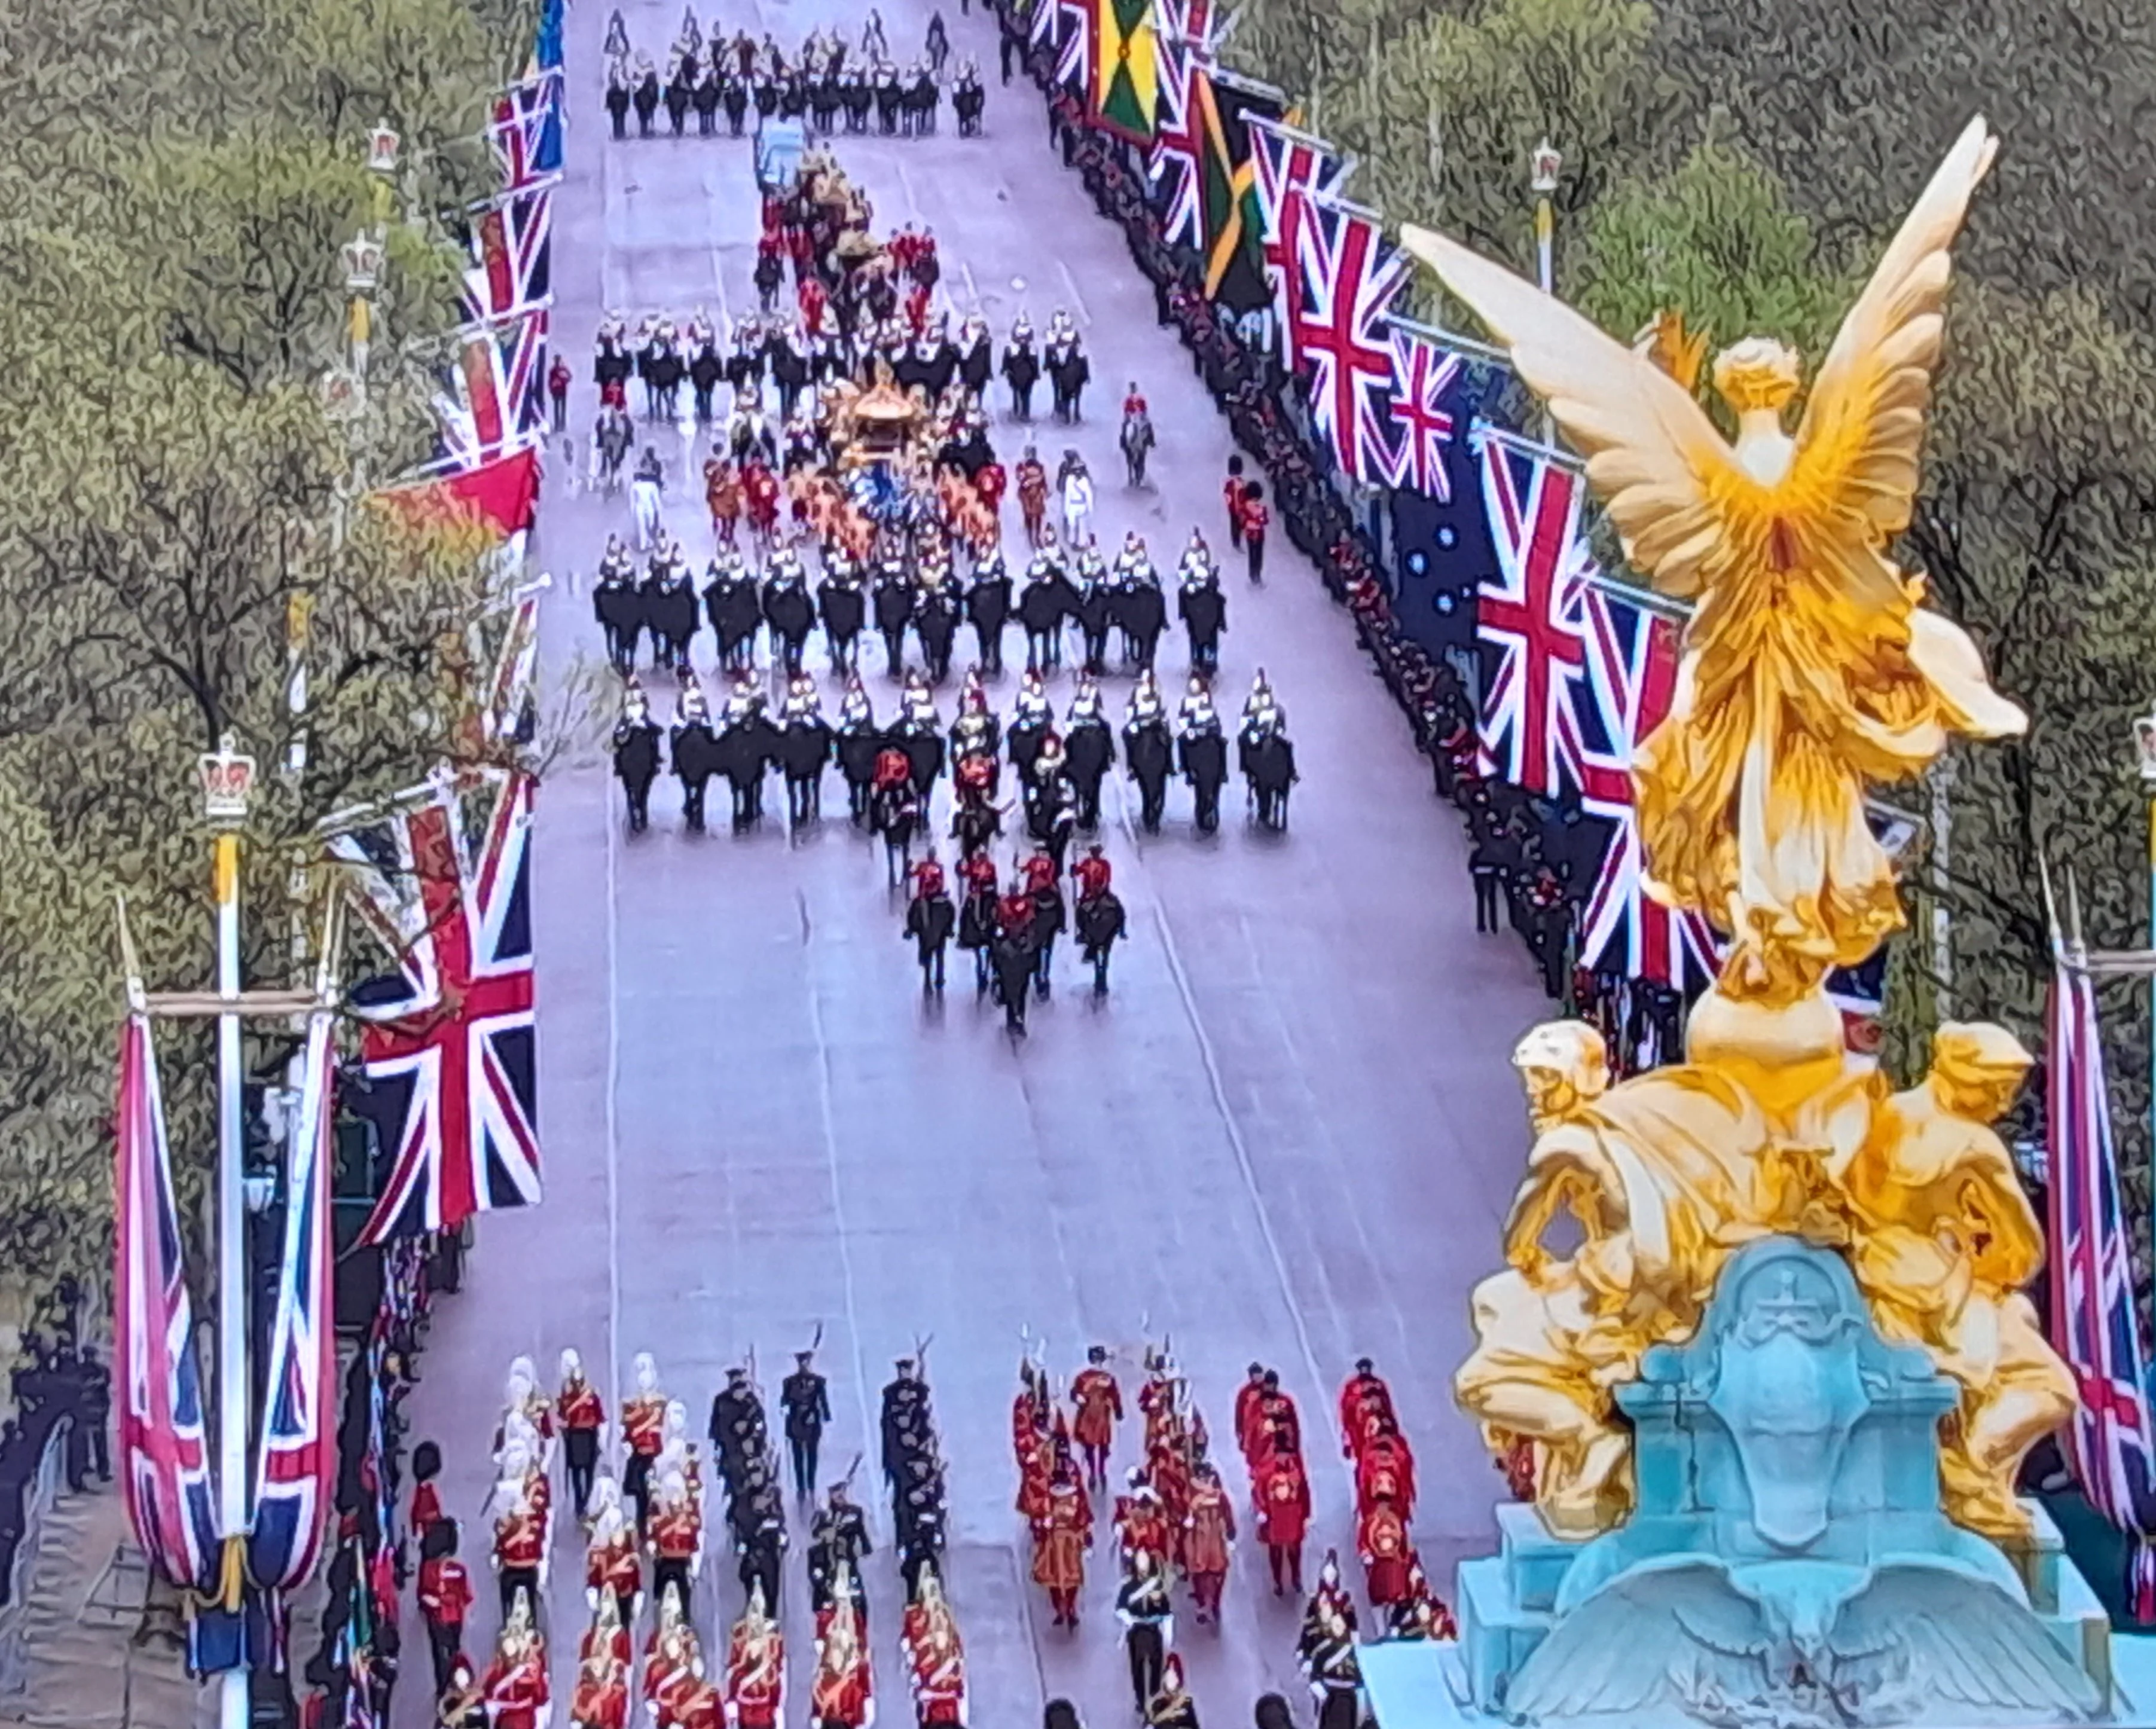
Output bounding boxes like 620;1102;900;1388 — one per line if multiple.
1193;69;1280;312
1089;0;1159;145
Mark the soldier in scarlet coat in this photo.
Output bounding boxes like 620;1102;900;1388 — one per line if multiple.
488;1447;548;1619
622;1352;670;1528
726;1583;787;1729
1068;1346;1122;1490
1357;1498;1413;1608
901;1567;967;1727
1337;1358;1394;1458
1112;1469;1171;1569
650;1464;704;1612
585;1480;643;1633
1181;1461;1235;1623
559;1348;606;1521
811;1569;875;1729
417;1518;474;1695
481;1591;549;1729
643;1587;706;1729
572;1590;633;1729
1255;1432;1311;1596
1031;1474;1091;1628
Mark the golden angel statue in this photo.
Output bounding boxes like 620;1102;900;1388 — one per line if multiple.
1403;117;2024;1009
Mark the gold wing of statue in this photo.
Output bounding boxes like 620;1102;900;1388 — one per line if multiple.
1398;117;1996;616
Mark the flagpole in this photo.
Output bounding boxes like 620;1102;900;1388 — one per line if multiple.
203;735;256;1729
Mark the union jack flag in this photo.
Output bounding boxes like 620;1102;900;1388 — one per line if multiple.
1147;0;1213;246
1572;584;1721;992
332;769;540;1244
1473;435;1595;796
1293;196;1409;484
1028;0;1060;54
114;1013;222;1593
1247;117;1349;369
490;71;563;190
1376;323;1468;502
246;1001;337;1590
2048;948;2156;1597
459;186;554;325
1056;0;1091;91
434;310;548;471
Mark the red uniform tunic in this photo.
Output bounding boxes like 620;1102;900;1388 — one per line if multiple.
996;891;1036;939
912;1647;966;1725
1022;852;1058;893
960;853;1000;899
810;1640;872;1729
1338;1373;1394;1457
482;1648;551;1729
1233;1379;1267;1462
726;1624;787;1729
1256;1453;1311;1548
561;1377;606;1434
1183;1480;1236;1577
1113;1492;1170;1565
418;1556;472;1629
494;1504;546;1571
911;858;947;901
645;1644;701;1727
571;1663;630;1729
411;1480;443;1535
1015;1435;1053;1526
652;1499;702;1562
1031;1489;1090;1593
1069;1367;1122;1452
956;754;997;801
1355;1432;1417;1522
587;1529;642;1597
1242;500;1270;542
875;747;913;790
976;462;1007;513
744;465;782;535
1358;1502;1413;1607
623;1394;668;1459
1072;855;1112;902
672;1679;724;1729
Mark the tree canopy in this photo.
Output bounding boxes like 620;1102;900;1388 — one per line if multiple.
1232;0;2156;1220
0;0;535;1282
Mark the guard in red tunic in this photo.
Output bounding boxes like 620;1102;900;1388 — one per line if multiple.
560;1347;607;1521
417;1517;475;1696
649;1465;704;1612
622;1352;670;1529
811;1574;875;1729
909;852;948;902
481;1591;549;1729
572;1591;633;1729
1071;846;1112;905
1182;1461;1236;1623
643;1586;703;1728
1069;1346;1123;1490
1255;1434;1311;1596
1337;1358;1394;1458
726;1585;787;1729
1357;1498;1413;1608
585;1484;643;1630
1354;1425;1417;1524
901;1567;967;1727
1031;1475;1091;1628
1112;1470;1171;1568
489;1458;548;1620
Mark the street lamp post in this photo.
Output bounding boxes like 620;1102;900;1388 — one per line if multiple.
1529;138;1561;440
197;736;256;1729
2131;708;2156;1175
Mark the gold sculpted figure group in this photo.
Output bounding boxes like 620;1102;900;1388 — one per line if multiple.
1406;117;2079;1541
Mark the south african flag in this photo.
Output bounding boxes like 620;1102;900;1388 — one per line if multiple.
1089;0;1158;145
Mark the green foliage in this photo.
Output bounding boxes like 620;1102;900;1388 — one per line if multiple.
1220;0;2156;1235
0;0;525;1282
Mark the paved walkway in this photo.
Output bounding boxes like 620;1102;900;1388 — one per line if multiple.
391;2;1554;1722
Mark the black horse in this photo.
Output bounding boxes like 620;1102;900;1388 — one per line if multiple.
671;719;721;832
1062;720;1114;829
871;781;921;885
1241;729;1297;830
1123;716;1172;833
1076;890;1126;994
1179;727;1229;834
780;713;835;823
904;891;956;991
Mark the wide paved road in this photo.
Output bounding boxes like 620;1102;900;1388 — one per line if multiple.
393;0;1556;1719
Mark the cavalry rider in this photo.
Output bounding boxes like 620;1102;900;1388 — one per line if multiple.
906;848;957;993
1073;845;1125;995
1178;539;1226;675
612;681;664;834
957;852;1001;995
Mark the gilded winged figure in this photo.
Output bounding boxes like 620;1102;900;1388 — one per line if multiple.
1404;118;2024;1006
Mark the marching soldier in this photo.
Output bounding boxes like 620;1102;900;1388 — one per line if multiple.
584;1481;642;1632
612;682;664;833
1032;1470;1091;1628
622;1352;670;1528
735;1484;787;1614
725;1585;787;1729
811;1572;874;1729
1145;1655;1199;1729
1116;1548;1173;1712
902;1568;967;1727
418;1519;475;1696
1255;1429;1311;1596
881;1356;933;1482
708;1366;770;1491
1307;1599;1364;1729
1070;1346;1122;1490
781;1349;832;1504
481;1592;550;1729
649;1465;704;1612
808;1484;874;1614
1183;1461;1236;1623
558;1349;606;1520
488;1446;548;1620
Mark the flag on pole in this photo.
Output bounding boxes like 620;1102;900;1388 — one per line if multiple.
1088;0;1158;142
1056;0;1091;91
2047;943;2156;1614
1571;584;1721;992
331;771;540;1244
433;311;548;471
490;72;563;190
459;187;554;325
245;1001;337;1591
1290;194;1409;482
1472;433;1592;796
1146;0;1212;247
1192;71;1280;312
1247;118;1349;368
1375;323;1470;502
114;1013;222;1594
